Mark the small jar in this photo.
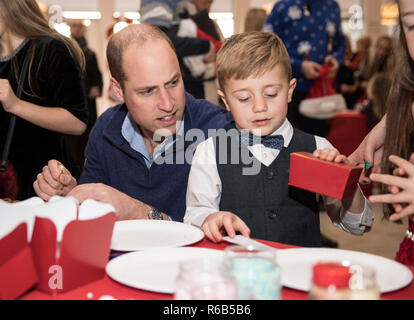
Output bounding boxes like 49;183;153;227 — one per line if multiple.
348;265;380;300
223;245;281;300
174;258;238;300
309;262;351;300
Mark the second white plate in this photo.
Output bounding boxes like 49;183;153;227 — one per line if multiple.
277;247;413;293
106;247;224;293
110;220;204;251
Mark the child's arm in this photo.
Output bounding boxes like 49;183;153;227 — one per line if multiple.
202;211;251;243
184;138;221;227
369;153;414;222
313;146;373;235
184;138;251;242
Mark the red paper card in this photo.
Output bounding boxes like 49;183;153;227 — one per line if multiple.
288;152;363;200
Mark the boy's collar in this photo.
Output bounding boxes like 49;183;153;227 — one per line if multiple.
266;118;293;148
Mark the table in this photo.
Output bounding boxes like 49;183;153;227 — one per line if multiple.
21;238;414;300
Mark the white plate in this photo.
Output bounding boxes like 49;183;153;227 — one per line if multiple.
277;248;413;293
106;247;224;293
110;220;204;251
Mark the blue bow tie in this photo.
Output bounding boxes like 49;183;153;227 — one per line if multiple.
239;132;284;150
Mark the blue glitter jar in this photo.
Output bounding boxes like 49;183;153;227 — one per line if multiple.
223;245;281;300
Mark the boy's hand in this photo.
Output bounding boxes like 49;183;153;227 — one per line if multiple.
313;147;349;164
202;211;251;243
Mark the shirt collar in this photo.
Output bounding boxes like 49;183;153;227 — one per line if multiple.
121;112;185;164
269;118;293;147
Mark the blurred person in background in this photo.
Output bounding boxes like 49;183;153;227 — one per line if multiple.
351;0;414;265
355;36;395;108
184;0;223;105
349;36;371;80
360;72;390;132
187;0;223;41
262;0;346;138
344;36;372;107
336;34;360;109
140;0;216;100
244;8;267;32
367;35;395;79
65;19;103;180
0;0;88;200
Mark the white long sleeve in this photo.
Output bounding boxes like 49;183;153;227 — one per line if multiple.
184;120;373;234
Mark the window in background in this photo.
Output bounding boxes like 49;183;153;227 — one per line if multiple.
209;12;234;38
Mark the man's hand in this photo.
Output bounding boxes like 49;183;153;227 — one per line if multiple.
201;211;251;243
203;41;216;63
67;183;154;221
301;61;322;80
324;55;339;78
33;160;77;201
0;79;19;113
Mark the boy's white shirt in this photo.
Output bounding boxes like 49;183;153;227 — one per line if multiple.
184;118;374;235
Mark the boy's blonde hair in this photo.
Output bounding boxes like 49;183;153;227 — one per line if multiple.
216;31;292;91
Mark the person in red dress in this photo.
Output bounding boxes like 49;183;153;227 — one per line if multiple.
349;0;414;266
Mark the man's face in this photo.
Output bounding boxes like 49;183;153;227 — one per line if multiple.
70;20;86;39
192;0;213;12
218;65;296;136
114;39;186;139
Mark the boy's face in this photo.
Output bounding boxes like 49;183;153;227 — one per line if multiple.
218;65;296;136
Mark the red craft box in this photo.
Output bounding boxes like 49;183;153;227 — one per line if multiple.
288;152;363;200
0;197;116;297
0;223;38;300
31;213;116;295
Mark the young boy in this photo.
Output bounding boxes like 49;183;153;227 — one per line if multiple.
184;32;373;247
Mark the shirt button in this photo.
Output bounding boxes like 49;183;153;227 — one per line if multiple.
266;171;275;180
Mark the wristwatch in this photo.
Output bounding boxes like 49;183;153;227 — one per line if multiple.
148;206;163;220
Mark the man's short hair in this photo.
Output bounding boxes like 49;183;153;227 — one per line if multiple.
106;23;175;88
216;31;292;90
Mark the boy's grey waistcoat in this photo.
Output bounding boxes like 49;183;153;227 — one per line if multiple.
214;127;321;247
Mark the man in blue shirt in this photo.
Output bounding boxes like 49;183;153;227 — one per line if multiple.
262;0;346;137
33;23;233;222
